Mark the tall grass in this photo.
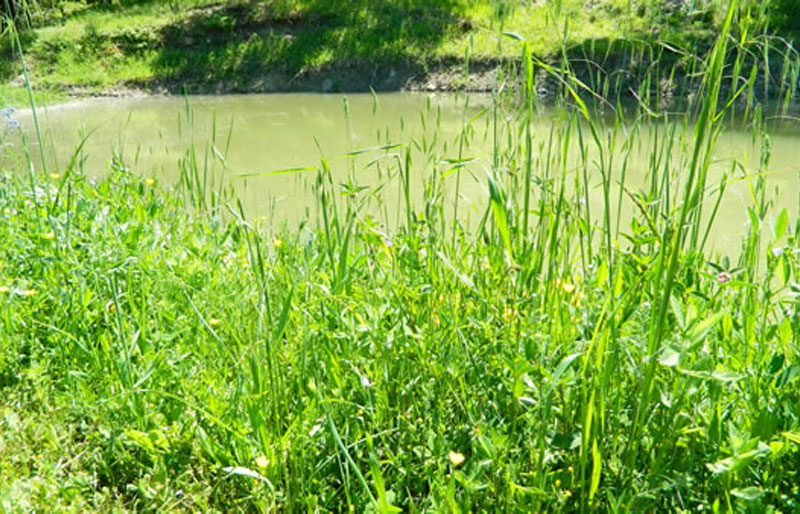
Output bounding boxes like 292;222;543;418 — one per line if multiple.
2;0;800;511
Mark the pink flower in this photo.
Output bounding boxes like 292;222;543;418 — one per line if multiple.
717;271;731;284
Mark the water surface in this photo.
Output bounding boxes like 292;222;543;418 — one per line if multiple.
7;93;800;256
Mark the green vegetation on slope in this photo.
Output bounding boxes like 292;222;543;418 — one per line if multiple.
3;0;794;105
2;3;800;509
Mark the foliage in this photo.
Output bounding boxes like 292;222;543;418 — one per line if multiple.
766;0;800;40
0;0;665;100
2;2;800;509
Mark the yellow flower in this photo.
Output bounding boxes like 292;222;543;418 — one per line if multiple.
209;318;221;327
144;178;155;186
555;479;562;487
43;232;55;240
272;238;283;248
49;173;62;181
255;455;269;469
561;283;576;294
20;289;37;297
448;451;465;467
0;286;9;294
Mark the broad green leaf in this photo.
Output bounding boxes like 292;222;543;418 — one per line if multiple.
681;369;745;382
670;296;686;331
500;31;525;41
549;353;582;393
722;313;733;339
774;208;789;240
731;487;764;501
778;254;790;285
589;439;602;500
783;432;800;445
779;318;792;345
595;260;608;289
711;370;746;382
488;172;513;263
659;347;680;367
222;466;274;487
687;312;724;344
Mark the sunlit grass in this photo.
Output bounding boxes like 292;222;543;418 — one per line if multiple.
2;0;800;511
0;0;718;102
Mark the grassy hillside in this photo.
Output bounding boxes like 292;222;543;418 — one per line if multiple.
0;0;727;105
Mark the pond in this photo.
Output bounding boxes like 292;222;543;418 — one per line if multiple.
6;92;800;257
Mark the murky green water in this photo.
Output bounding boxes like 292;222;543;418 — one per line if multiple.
6;93;800;255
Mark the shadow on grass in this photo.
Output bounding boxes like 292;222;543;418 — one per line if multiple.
0;27;39;81
148;0;473;92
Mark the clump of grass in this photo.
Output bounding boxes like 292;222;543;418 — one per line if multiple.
2;0;800;511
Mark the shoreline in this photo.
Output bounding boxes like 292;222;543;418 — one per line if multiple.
26;54;800;115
